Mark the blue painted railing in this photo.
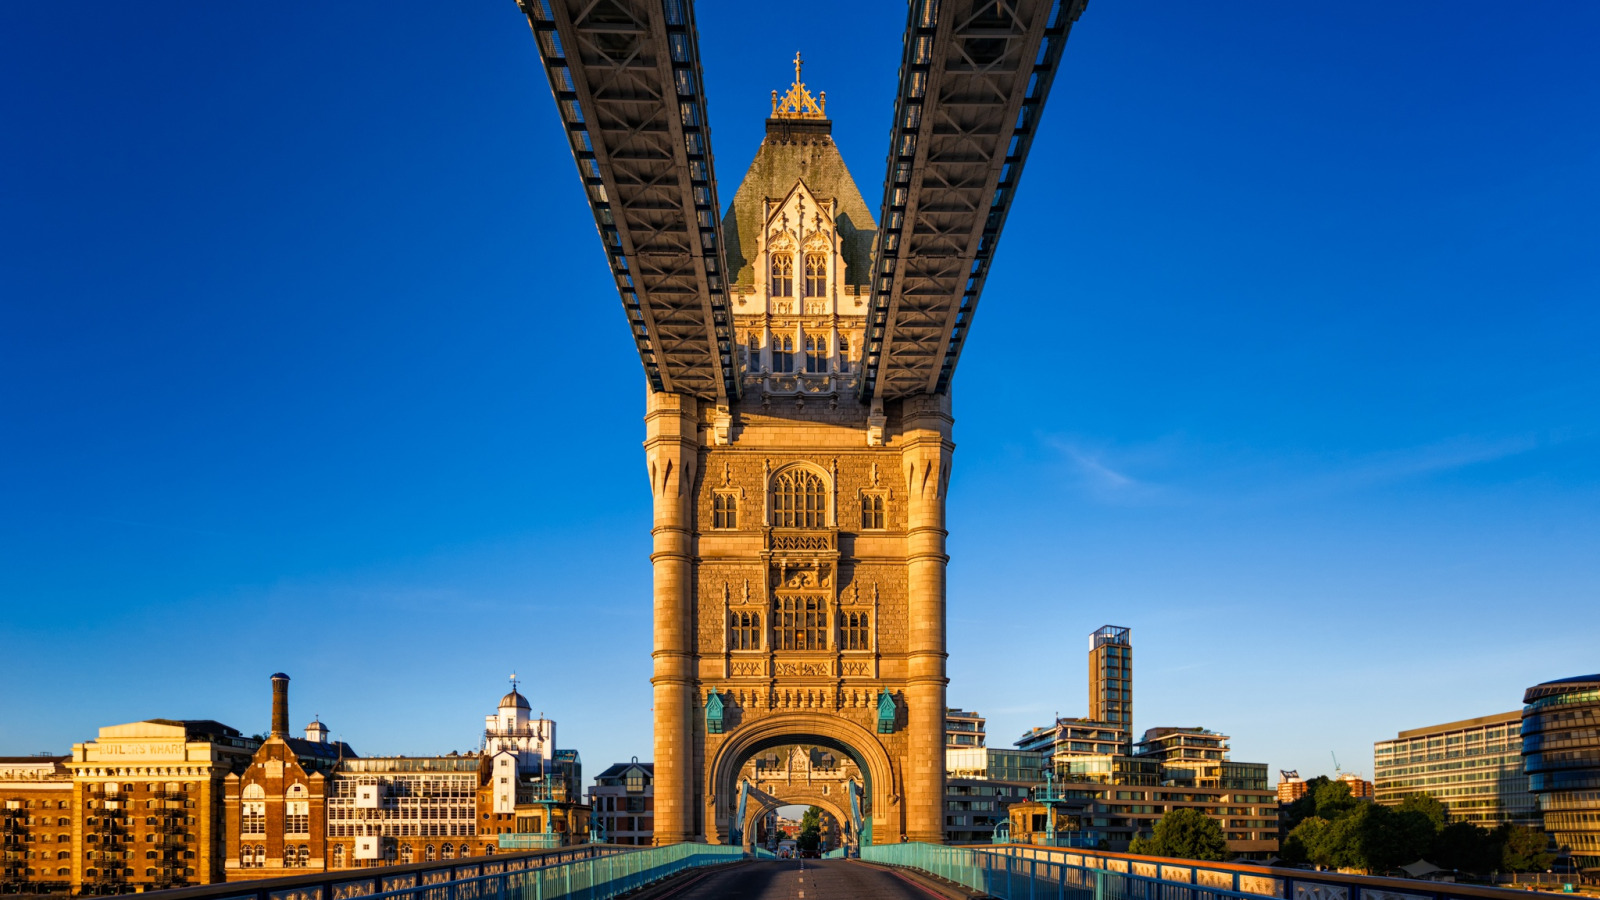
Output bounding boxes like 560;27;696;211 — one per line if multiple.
866;843;1550;900
823;847;848;859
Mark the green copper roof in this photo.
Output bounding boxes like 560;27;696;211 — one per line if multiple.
721;118;877;289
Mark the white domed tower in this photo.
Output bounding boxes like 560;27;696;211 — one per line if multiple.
484;676;556;814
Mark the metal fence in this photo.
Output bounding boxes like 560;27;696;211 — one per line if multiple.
866;843;1556;900
862;843;1271;900
138;844;743;900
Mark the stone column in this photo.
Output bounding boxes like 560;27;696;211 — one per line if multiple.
645;391;700;844
901;393;952;844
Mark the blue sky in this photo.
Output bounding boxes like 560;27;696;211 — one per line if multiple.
2;2;1596;785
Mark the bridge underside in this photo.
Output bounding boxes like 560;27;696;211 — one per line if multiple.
515;0;1090;848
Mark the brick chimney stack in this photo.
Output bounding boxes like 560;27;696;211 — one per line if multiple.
270;672;290;738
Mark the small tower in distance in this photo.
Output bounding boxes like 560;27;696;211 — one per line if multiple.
1088;626;1132;754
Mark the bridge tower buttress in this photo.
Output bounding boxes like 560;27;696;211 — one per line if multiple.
645;391;700;844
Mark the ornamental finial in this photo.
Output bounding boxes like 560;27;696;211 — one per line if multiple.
773;50;826;120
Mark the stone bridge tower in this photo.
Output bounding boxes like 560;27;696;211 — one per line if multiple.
648;68;950;847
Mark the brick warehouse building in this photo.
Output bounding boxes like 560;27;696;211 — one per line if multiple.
224;675;587;878
1;756;74;893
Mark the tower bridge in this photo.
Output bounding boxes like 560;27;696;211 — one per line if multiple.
514;0;1090;846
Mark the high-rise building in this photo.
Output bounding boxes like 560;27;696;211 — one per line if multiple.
1336;773;1373;800
946;709;986;749
1373;710;1536;828
1522;674;1600;872
1089;626;1133;753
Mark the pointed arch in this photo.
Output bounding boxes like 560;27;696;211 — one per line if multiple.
769;463;830;528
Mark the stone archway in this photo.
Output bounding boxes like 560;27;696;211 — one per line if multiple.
705;712;899;846
742;793;852;852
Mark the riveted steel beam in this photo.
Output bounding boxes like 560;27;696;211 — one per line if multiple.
518;0;737;400
861;0;1088;401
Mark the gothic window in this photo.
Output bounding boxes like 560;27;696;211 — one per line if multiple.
743;333;761;370
804;252;826;297
837;336;850;372
771;467;826;528
861;494;885;530
774;595;827;650
772;334;795;373
712;492;738;529
842;612;870;650
771;253;794;297
729;612;761;650
804;334;828;374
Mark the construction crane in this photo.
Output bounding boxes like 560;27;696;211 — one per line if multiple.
1331;751;1343;777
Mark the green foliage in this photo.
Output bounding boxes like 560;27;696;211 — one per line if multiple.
797;829;820;854
800;806;823;835
1499;825;1554;873
1140;808;1228;862
1129;835;1156;856
1282;776;1332;832
1396;794;1447;831
1281;789;1546;880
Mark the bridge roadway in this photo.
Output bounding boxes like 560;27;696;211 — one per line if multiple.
663;859;952;900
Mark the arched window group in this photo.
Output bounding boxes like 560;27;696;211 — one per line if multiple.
803;252;826;297
771;468;826;528
841;612;871;650
425;844;437;862
713;493;738;529
771;253;794;297
400;845;413;864
241;845;265;868
861;494;885;530
774;595;826;651
442;844;456;860
332;845;345;868
729;612;761;650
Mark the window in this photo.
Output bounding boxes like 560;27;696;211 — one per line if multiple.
442;844;455;860
712;493;738;529
774;595;827;650
400;845;413;864
241;802;265;835
285;801;308;835
771;468;826;528
803;252;826;297
332;845;344;868
743;333;761;370
804;333;828;373
770;253;793;297
842;612;870;650
730;612;761;650
861;494;885;530
425;844;436;862
771;334;795;373
837;336;850;372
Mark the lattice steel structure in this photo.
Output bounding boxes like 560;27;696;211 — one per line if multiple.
863;0;1088;399
518;0;737;399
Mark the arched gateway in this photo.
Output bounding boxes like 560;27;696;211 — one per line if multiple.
646;69;950;846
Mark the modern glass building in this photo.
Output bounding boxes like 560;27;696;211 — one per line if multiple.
1372;710;1537;828
1523;674;1600;873
1089;626;1133;754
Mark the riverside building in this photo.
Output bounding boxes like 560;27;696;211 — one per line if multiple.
1522;674;1600;874
0;756;73;894
1373;710;1537;828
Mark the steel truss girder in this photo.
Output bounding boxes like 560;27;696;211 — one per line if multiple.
861;0;1089;401
518;0;737;400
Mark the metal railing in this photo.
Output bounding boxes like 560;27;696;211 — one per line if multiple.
866;843;1562;900
136;843;742;900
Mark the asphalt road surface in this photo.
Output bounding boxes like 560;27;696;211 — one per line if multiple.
663;860;944;900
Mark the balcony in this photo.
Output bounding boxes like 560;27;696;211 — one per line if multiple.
766;530;836;555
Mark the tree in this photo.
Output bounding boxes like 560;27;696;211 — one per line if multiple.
1283;817;1331;867
1499;825;1554;873
1283;776;1333;832
1139;808;1227;862
1313;781;1359;822
1396;794;1447;831
800;806;823;835
1434;822;1496;877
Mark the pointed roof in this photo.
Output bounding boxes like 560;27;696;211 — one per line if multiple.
722;63;875;290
